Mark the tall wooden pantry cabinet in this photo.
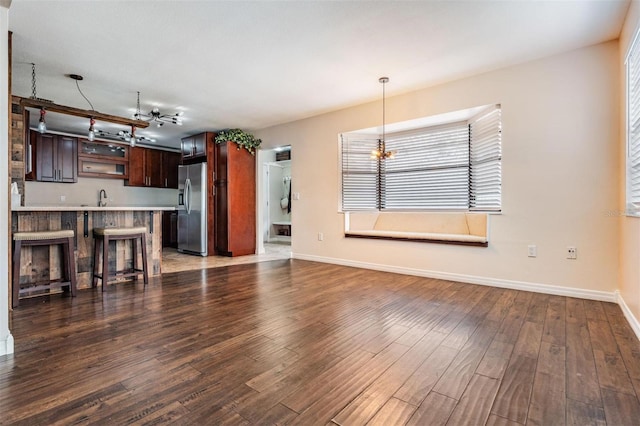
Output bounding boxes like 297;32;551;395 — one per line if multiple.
214;141;256;256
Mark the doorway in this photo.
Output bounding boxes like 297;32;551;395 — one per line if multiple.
257;146;292;255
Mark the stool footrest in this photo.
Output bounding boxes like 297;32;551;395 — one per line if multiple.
19;280;73;296
94;269;145;281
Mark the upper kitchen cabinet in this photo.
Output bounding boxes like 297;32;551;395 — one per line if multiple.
127;147;181;188
162;151;181;189
181;132;213;162
127;147;163;187
78;139;129;179
33;131;78;183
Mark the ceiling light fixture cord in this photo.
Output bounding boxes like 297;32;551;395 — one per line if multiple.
382;78;386;144
30;63;37;99
75;79;95;111
136;91;142;120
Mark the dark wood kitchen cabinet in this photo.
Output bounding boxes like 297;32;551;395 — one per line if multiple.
33;132;78;183
181;132;212;162
127;147;162;187
162;211;178;248
162;151;181;189
78;139;129;179
128;148;181;188
214;141;256;256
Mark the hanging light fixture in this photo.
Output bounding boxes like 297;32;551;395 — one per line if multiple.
129;126;137;147
22;68;149;130
87;118;96;141
371;76;396;160
133;91;183;127
37;108;47;134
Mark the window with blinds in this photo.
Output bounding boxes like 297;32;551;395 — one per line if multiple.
470;107;502;210
384;123;470;209
340;134;380;210
340;105;502;212
627;29;640;215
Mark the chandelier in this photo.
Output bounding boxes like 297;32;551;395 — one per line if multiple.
95;129;156;147
133;91;183;127
371;77;396;160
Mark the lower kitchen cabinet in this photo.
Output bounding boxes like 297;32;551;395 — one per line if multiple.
163;211;178;248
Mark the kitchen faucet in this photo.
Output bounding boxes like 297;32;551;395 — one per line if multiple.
99;189;108;207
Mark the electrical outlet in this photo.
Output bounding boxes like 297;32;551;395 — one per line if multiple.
567;246;577;260
293;192;300;200
318;232;324;241
60;195;66;202
528;245;537;257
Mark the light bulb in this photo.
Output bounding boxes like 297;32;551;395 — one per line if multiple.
129;126;137;147
38;109;47;134
88;118;95;141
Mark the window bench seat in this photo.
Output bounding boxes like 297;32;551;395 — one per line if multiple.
344;211;489;247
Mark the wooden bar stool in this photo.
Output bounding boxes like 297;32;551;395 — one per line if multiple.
92;226;148;290
12;229;77;308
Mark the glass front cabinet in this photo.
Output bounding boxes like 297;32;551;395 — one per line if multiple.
78;139;129;179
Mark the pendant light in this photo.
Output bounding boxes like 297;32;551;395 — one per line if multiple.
37;108;47;134
87;118;96;141
371;77;395;160
129;126;137;147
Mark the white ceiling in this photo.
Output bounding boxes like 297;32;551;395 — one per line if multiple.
8;0;630;150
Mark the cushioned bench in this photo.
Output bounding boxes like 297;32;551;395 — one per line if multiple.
344;211;489;246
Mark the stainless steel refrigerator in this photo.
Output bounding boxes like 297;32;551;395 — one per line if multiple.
178;163;208;256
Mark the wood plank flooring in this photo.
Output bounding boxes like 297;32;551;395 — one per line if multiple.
2;259;640;425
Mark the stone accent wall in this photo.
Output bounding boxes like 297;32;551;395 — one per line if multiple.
10;96;26;204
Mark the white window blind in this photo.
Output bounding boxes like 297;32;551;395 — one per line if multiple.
340;105;502;212
470;106;502;210
384;123;470;209
627;30;640;213
341;134;379;210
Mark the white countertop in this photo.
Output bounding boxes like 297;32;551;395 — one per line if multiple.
12;205;177;212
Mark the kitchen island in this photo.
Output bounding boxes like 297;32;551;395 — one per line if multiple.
11;206;176;290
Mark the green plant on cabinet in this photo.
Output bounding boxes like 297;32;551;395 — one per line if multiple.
214;129;262;155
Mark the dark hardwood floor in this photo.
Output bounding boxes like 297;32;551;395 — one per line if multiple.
2;259;640;425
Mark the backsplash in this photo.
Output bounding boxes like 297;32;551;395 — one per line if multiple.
24;178;178;207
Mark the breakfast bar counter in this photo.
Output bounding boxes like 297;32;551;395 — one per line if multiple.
11;206;176;290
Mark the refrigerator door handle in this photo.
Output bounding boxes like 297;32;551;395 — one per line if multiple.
185;178;192;214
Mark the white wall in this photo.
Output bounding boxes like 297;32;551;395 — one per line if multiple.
24;177;177;207
1;4;15;356
255;41;620;299
619;1;640;335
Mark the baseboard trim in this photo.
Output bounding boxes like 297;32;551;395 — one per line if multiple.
616;291;640;341
292;253;617;303
0;332;14;356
